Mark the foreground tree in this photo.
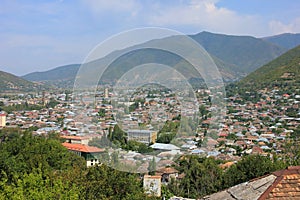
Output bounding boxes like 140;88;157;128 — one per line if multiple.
223;154;286;188
171;156;223;199
78;165;158;200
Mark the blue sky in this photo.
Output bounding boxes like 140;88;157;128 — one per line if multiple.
1;0;300;75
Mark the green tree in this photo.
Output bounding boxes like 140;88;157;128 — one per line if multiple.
0;132;85;182
174;156;223;198
0;169;81;200
223;154;285;188
98;108;106;118
108;125;127;146
148;157;156;175
78;165;158;200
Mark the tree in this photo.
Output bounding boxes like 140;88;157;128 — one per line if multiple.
174;156;223;198
108;125;127;146
98;108;106;118
0;130;159;200
156;132;176;144
78;165;158;200
0;169;81;200
148;157;156;175
0;132;85;182
223;154;285;188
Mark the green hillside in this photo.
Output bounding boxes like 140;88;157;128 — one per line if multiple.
22;64;80;88
0;70;43;92
262;33;300;50
190;31;285;73
239;45;300;89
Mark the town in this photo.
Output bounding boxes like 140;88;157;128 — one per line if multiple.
1;82;299;198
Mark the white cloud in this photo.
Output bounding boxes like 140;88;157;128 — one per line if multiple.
269;18;300;35
146;0;268;36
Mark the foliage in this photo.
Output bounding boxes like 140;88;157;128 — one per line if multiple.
169;156;223;199
0;168;81;200
0;103;44;113
124;140;153;153
88;137;111;148
282;128;300;166
148;157;156;175
0;130;158;200
0;132;85;182
156;132;176;144
77;165;158;200
166;154;288;199
129;98;145;112
46;98;60;108
98;108;106;118
107;125;153;153
159;121;180;133
223;154;286;187
107;125;127;146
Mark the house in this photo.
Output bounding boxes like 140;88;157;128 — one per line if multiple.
156;167;179;183
62;142;104;167
0;113;6;127
127;129;157;145
61;135;94;145
143;175;162;197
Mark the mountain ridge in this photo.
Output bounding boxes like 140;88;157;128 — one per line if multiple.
262;33;300;50
238;44;300;89
22;31;300;88
0;70;43;92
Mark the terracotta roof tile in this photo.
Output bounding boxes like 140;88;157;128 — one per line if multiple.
259;167;300;200
62;142;104;153
203;166;300;200
157;167;178;174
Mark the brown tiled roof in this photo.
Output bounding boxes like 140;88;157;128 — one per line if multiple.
157;167;178;174
259;166;300;200
203;166;300;200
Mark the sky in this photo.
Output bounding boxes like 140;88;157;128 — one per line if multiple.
1;0;300;76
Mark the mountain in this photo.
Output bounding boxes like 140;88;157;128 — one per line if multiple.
238;44;300;89
0;70;43;92
262;33;300;50
22;64;80;88
23;32;290;88
190;31;286;73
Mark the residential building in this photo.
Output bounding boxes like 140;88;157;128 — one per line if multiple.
0;113;6;127
127;129;157;145
62;142;104;167
143;175;161;197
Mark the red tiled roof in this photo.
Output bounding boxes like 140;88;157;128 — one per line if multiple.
62;142;104;153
